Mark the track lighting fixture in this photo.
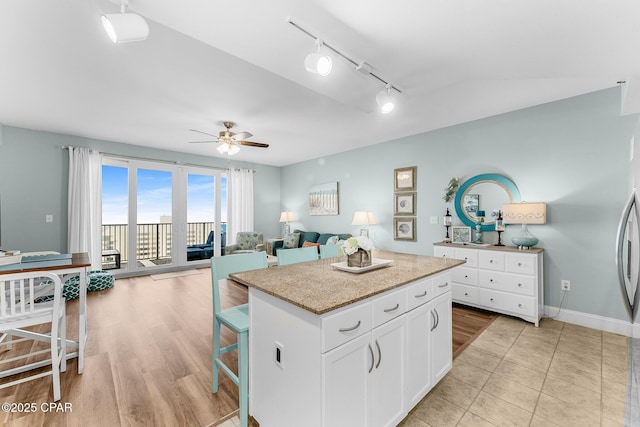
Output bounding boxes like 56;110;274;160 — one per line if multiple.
101;0;149;44
376;84;396;114
287;17;402;113
304;39;332;76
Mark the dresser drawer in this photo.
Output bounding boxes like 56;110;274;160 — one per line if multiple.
505;254;536;275
478;270;535;296
478;289;535;317
434;246;456;259
407;278;434;311
454;248;478;268
452;283;478;304
478;251;505;271
322;302;372;352
452;267;478;286
432;271;452;298
373;287;408;328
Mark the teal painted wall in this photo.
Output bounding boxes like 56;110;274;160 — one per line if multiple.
281;87;638;321
0;126;281;253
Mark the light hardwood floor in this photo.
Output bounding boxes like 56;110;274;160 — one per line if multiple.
0;269;502;427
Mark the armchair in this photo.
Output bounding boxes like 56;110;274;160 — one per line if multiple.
187;231;226;260
225;232;265;255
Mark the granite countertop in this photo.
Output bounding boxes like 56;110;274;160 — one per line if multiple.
230;250;465;315
433;242;544;254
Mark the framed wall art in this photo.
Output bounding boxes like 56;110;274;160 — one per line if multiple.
451;226;471;244
309;182;339;215
393;217;416;241
394;166;416;191
394;192;416;216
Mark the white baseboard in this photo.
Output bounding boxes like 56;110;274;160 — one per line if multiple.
544;305;635;337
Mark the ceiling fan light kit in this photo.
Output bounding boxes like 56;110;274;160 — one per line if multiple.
287;17;401;114
101;0;149;44
189;121;269;156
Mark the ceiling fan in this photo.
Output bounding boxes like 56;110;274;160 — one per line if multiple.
189;121;269;155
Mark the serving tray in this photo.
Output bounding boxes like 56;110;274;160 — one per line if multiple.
330;258;393;274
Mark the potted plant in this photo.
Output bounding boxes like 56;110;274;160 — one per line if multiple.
338;236;375;267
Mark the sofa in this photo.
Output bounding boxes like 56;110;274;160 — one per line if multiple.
271;229;352;256
187;231;226;260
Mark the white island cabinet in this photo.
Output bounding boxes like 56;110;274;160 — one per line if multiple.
230;250;463;427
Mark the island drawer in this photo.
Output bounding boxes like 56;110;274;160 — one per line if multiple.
406;278;433;311
432;271;453;298
373;287;408;327
322;302;373;353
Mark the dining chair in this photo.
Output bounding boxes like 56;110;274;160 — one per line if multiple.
0;271;66;401
276;246;318;266
211;251;268;427
319;243;342;259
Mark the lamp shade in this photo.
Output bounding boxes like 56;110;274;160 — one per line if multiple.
101;12;149;43
352;211;377;226
502;203;547;225
279;211;296;222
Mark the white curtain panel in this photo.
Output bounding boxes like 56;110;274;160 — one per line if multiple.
227;168;254;245
67;147;102;270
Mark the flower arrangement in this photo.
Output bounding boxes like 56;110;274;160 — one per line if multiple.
338;236;375;256
442;177;460;203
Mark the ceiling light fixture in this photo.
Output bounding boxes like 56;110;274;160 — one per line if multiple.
216;141;240;155
304;39;332;76
376;84;396;114
287;17;402;114
101;0;149;44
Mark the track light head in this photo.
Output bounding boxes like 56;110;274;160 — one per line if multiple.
376;84;396;114
304;39;332;76
101;1;149;43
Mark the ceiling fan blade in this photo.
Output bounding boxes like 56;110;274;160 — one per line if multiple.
189;129;219;138
231;131;253;140
188;140;217;144
239;141;269;148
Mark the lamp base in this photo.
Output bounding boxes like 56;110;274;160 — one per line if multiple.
511;224;538;249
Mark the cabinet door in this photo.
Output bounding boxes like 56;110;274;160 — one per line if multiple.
405;303;431;409
371;316;407;427
431;292;452;385
322;333;372;427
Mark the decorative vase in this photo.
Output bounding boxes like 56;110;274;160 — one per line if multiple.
347;249;372;267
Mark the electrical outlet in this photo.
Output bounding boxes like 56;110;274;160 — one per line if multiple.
561;280;570;291
275;341;284;370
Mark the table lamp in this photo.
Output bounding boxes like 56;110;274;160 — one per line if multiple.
502;202;546;249
352;211;376;238
279;211;296;235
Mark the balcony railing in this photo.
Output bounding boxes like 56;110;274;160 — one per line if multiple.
101;222;225;267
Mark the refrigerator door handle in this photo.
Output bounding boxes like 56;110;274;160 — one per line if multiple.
616;190;640;323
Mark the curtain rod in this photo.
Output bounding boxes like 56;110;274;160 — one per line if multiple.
58;146;255;172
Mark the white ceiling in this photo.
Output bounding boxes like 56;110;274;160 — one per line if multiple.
1;0;640;167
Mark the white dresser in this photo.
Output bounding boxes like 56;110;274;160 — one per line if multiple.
433;243;543;326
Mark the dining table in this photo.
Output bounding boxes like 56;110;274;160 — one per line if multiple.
0;252;91;375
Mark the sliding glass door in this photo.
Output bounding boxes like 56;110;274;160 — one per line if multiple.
102;158;226;274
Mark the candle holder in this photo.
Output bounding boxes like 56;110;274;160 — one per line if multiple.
474;210;485;244
443;208;452;243
495;210;505;246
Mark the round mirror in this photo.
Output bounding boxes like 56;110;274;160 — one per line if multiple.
454;174;521;231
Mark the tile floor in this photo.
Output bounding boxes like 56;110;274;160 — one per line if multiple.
215;316;633;427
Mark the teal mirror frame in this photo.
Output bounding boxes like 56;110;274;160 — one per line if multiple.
454;173;521;231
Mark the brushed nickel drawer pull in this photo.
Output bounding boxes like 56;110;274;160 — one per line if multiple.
339;320;361;332
384;303;400;313
414;291;428;298
375;340;382;369
438;282;449;288
368;344;374;373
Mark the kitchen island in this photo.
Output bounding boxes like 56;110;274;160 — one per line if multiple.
230;250;464;427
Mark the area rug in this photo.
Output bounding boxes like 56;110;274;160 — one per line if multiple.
150;269;201;280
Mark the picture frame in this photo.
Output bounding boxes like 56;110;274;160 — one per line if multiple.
451;226;472;244
394;192;416;216
394;217;416;241
463;194;479;218
309;182;339;215
394;166;417;191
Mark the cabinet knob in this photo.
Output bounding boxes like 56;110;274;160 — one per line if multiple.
490;260;494;263
490;298;495;302
464;275;468;279
489;279;494;283
518;283;523;287
518;303;523;308
518;262;523;267
464;257;468;260
464;292;469;296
